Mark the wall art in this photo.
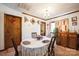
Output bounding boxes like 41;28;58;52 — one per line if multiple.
72;16;77;26
30;18;35;24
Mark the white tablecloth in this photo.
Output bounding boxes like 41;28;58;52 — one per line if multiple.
21;36;51;56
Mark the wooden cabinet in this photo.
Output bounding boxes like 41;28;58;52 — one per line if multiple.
56;32;61;45
60;32;68;47
68;32;77;49
57;32;78;50
57;32;68;47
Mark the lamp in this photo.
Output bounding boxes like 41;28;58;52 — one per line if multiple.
45;9;49;20
44;7;52;20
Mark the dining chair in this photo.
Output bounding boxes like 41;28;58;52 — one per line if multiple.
44;36;56;56
31;32;37;38
11;38;19;56
50;36;56;56
47;32;54;38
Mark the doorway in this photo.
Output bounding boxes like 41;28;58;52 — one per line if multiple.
51;22;56;32
4;14;22;49
40;22;46;36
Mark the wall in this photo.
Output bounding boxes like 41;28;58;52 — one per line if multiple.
0;4;23;50
0;11;4;50
46;12;79;35
22;14;45;40
0;4;45;50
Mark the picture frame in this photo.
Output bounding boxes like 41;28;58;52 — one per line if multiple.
72;16;77;26
72;22;77;26
72;16;77;21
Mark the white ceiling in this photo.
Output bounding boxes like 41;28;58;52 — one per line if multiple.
2;3;79;20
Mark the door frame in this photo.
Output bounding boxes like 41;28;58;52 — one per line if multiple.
40;22;46;36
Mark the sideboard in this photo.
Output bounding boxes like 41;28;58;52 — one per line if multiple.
56;32;79;50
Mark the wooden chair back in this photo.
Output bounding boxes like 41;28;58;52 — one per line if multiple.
11;38;19;56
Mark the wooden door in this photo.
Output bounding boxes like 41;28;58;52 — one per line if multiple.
4;14;22;49
40;22;46;36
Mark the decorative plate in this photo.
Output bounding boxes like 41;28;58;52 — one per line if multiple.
30;18;35;24
42;40;49;43
23;41;31;45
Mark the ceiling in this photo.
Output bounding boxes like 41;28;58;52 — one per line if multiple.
2;3;79;20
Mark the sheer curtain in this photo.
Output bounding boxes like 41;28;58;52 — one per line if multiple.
51;22;55;32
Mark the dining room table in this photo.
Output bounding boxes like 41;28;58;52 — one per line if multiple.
21;36;51;56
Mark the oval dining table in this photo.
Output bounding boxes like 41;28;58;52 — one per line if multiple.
21;36;51;56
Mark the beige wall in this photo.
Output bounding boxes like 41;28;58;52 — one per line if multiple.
0;4;23;50
0;4;45;50
46;12;79;35
0;11;4;50
22;14;46;40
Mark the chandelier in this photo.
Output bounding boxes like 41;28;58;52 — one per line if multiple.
45;9;49;20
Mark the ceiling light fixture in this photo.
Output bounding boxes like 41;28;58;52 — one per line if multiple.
44;9;50;20
43;7;52;20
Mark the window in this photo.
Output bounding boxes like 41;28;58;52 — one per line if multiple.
51;22;55;32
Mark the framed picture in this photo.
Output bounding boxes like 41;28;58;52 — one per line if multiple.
72;16;77;21
72;16;77;26
72;22;77;26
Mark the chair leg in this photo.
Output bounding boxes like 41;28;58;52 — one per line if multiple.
48;53;50;56
15;53;19;56
15;51;19;56
52;49;55;56
48;51;51;56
